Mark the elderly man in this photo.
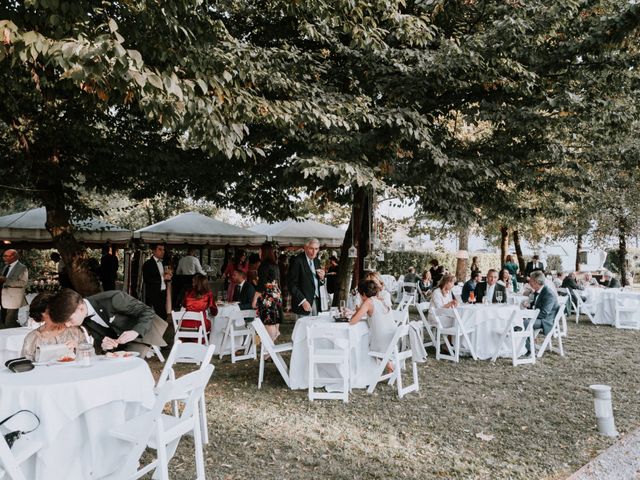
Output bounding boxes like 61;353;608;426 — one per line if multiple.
601;271;621;289
176;247;206;276
49;288;167;355
527;271;560;335
0;249;29;329
288;238;326;316
475;269;507;304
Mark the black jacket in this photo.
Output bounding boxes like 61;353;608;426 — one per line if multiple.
475;282;507;304
287;252;324;315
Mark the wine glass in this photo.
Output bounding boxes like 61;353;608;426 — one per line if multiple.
339;300;346;317
496;291;503;303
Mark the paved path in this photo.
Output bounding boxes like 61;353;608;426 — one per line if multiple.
568;428;640;479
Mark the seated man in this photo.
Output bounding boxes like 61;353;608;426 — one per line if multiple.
475;269;507;304
554;272;565;289
579;272;600;288
231;269;256;310
49;288;167;355
561;271;585;305
600;271;621;289
527;271;560;336
403;266;420;291
461;271;482;303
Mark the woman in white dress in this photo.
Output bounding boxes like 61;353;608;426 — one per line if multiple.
428;274;458;325
350;280;396;372
363;271;393;309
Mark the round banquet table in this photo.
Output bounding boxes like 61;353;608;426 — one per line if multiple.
591;289;640;326
0;326;32;364
289;315;377;391
210;302;242;354
0;357;155;480
455;304;523;360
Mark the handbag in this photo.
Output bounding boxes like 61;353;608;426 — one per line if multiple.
0;410;40;448
4;357;35;373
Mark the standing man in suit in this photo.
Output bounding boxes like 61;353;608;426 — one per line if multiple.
99;243;119;291
527;271;560;335
475;269;507;304
142;244;172;319
525;255;545;278
49;288;167;355
288;238;326;317
231;269;256;310
0;249;28;329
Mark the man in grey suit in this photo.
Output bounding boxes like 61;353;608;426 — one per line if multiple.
0;249;28;329
528;271;559;335
49;288;167;355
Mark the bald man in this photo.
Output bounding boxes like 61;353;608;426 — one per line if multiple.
0;249;29;328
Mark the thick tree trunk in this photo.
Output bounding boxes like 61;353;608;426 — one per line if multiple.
333;212;354;307
455;229;469;282
619;218;628;287
513;230;525;274
500;226;509;266
575;232;583;272
44;205;102;297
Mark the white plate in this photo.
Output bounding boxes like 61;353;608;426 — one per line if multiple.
56;357;77;364
103;351;140;360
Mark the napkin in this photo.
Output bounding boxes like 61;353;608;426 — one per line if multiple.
35;344;74;363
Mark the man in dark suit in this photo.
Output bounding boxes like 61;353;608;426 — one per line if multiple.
601;271;621;288
527;271;560;335
288;238;326;316
524;255;545;278
231;269;256;310
142;244;172;319
99;243;119;291
475;269;507;304
49;288;167;355
461;271;482;303
561;272;585;305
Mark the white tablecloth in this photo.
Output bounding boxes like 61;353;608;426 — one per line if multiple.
210;303;242;354
289;315;377;391
592;289;640;326
0;357;155;480
0;327;32;364
456;304;523;360
581;287;607;316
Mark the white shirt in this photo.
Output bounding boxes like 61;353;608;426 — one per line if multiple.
83;299;109;329
176;255;206;275
153;256;166;291
486;284;496;302
3;260;18;277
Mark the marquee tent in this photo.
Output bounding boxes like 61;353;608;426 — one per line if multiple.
0;207;131;246
250;219;345;248
133;212;267;246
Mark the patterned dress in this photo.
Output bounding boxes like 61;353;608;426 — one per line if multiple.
255;284;283;325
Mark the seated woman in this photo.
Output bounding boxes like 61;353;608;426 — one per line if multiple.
349;280;396;372
21;292;86;361
182;274;218;332
497;268;513;294
428;274;458;324
363;271;392;309
252;281;283;342
418;270;432;299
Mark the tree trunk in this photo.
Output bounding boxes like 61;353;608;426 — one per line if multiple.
500;226;509;266
44;205;101;297
575;232;583;272
619;217;628;287
455;228;469;282
513;230;525;274
333;210;354;307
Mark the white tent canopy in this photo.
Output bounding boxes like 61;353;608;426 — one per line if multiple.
0;207;131;244
250;219;345;248
133;212;267;246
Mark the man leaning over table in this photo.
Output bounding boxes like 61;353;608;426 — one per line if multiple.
49;288;167;355
288;238;326;317
601;271;621;289
474;269;507;304
0;249;28;329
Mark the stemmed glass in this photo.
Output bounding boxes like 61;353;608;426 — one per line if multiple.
339;300;346;317
496;291;503;303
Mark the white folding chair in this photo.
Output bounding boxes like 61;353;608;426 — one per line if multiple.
171;310;209;346
614;292;640;330
307;325;350;402
396;292;415;312
431;308;478;362
367;324;419;398
556;296;569;337
251;318;293;388
566;288;580;322
156;341;215;445
110;366;214;480
101;382;174;480
416;301;436;348
0;432;42;480
491;309;539;366
537;306;565;358
574;292;595;324
219;309;257;363
392;308;409;326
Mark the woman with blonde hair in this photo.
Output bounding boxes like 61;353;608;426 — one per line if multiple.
363;271;392;308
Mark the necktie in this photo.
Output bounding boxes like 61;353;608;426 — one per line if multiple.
234;284;241;302
532;291;539;306
2;264;9;277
